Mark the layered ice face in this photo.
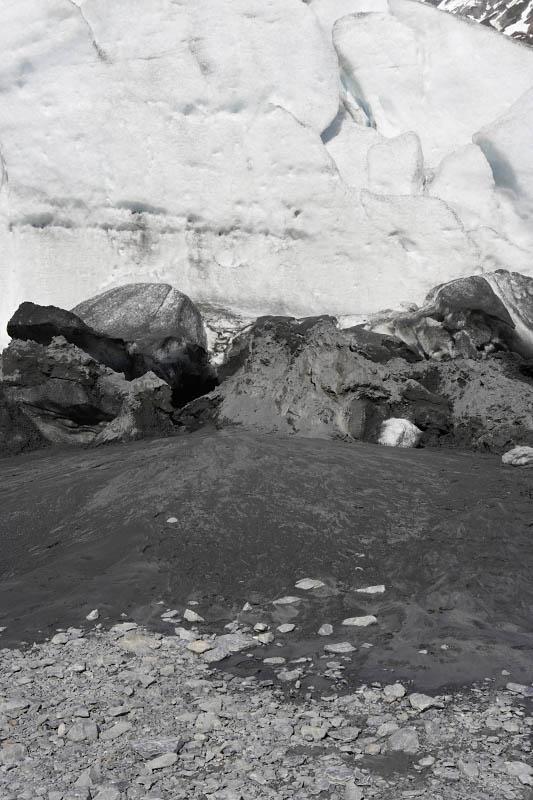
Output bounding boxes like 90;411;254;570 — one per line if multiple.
1;0;533;346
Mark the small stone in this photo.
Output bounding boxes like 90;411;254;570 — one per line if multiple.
295;578;325;590
0;743;26;766
263;657;286;665
344;781;364;800
145;752;178;772
409;693;444;712
364;742;382;755
186;640;214;654
377;721;400;737
356;585;385;594
100;721;132;741
111;622;137;633
174;627;198;641
256;632;274;644
242;602;253;611
118;633;154;655
383;683;406;700
166;517;178;524
277;669;302;682
505;761;533;785
277;623;295;633
184;609;205;623
318;624;333;636
131;738;183;759
342;615;377;627
324;642;355;654
51;632;69;645
93;788;122;800
388;727;420;754
418;756;435;768
85;609;99;621
272;596;301;605
67;721;99;742
507;682;533;697
253;623;269;632
301;725;328;741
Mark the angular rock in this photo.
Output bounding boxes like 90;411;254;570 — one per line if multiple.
409;693;444;712
342;615;377;627
388;727;420;754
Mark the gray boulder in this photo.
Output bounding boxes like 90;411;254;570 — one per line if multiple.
178;312;533;452
72;284;215;404
1;336;174;446
364;270;533;359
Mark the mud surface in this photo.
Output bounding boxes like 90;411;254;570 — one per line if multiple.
1;430;533;692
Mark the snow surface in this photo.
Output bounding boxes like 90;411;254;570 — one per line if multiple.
1;0;533;346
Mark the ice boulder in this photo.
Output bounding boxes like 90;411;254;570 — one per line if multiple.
378;419;422;448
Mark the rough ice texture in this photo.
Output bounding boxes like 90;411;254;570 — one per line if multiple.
2;0;533;346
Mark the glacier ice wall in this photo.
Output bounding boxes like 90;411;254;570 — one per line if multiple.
1;0;533;346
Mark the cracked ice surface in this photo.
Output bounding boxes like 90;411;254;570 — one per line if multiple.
1;0;533;346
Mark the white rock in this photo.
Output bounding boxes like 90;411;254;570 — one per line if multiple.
166;517;178;524
186;640;214;654
272;596;301;606
184;609;205;623
409;693;444;712
85;609;99;621
174;627;198;642
295;578;325;590
383;683;406;699
324;642;356;654
342;615;377;627
318;624;334;636
356;585;385;595
277;623;296;633
378;419;422;449
502;446;533;466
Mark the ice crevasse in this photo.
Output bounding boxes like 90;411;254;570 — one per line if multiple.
1;0;533;347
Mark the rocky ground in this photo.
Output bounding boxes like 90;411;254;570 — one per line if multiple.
2;618;533;800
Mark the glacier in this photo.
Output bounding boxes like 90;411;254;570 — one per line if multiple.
1;0;533;347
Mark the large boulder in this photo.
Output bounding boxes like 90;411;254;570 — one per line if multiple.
1;337;175;446
364;270;533;359
7;302;135;377
178;312;533;452
72;284;207;350
73;284;216;405
7;293;216;407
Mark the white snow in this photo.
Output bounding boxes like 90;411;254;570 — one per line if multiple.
1;0;533;347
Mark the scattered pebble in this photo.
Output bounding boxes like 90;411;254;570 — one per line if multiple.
342;615;377;627
356;585;385;594
318;624;333;636
295;578;325;590
277;623;295;633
